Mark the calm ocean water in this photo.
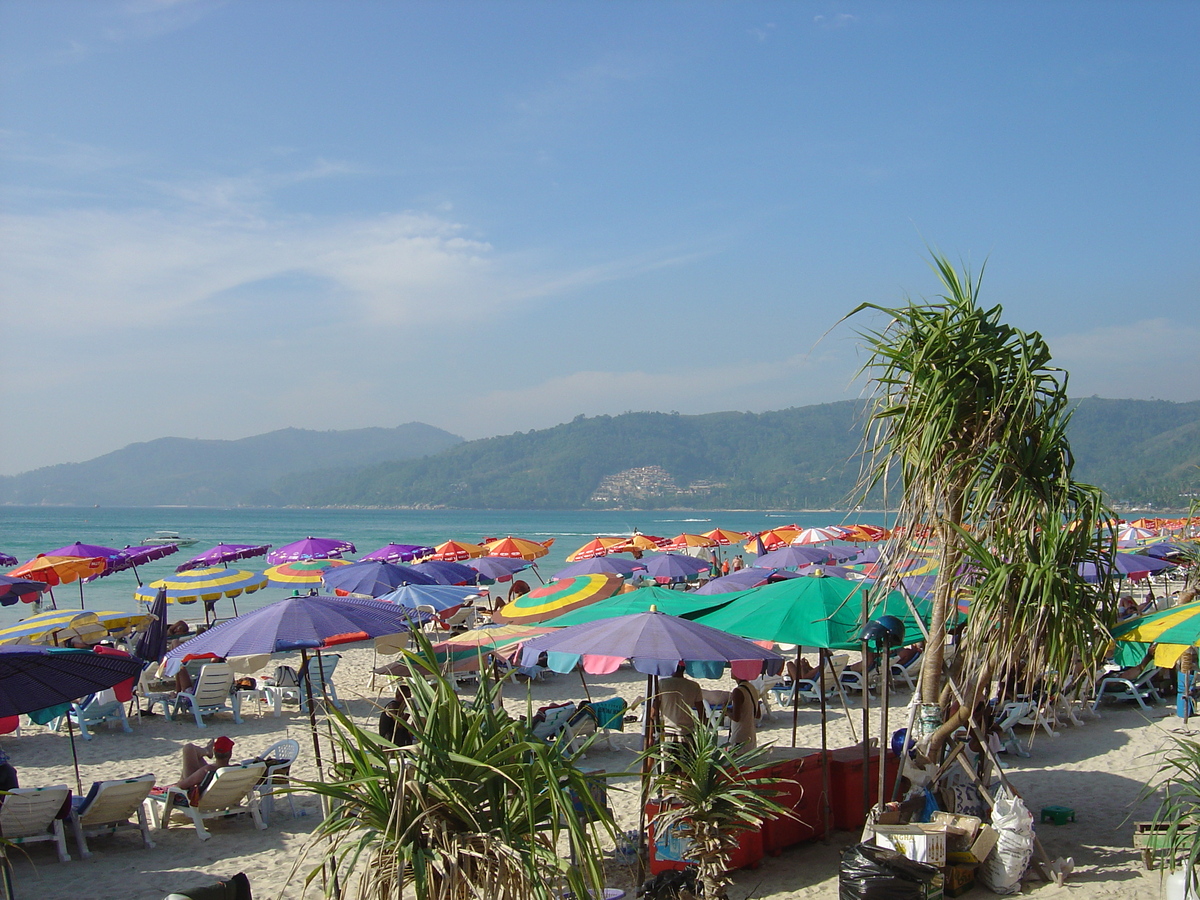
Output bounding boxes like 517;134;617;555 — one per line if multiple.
0;507;892;626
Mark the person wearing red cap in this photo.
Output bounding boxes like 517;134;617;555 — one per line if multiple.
172;736;235;792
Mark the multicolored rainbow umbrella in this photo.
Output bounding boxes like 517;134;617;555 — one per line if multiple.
264;558;351;588
134;567;269;605
429;623;554;672
493;574;624;624
1112;601;1200;667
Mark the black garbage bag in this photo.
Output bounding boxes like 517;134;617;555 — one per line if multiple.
839;843;939;900
637;867;697;900
167;872;252;900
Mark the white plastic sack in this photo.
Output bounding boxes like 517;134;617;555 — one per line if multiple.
977;785;1035;895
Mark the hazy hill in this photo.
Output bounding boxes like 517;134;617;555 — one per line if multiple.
268;398;1200;510
0;423;463;507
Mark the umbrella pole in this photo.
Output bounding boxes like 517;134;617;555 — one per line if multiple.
78;580;85;609
47;587;57;610
878;639;891;811
819;648;831;841
66;715;83;795
300;649;325;782
578;671;595;706
861;591;871;821
791;647;801;748
637;673;656;887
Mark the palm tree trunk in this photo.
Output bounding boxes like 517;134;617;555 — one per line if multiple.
919;484;965;708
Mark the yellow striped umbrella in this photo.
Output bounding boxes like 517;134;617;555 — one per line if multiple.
493;574;624;625
264;558;350;588
1113;600;1200;667
0;609;155;645
567;537;627;561
134;567;269;605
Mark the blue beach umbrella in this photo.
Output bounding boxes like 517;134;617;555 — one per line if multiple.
639;553;711;584
377;583;482;614
409;560;478;585
321;559;437;596
551;556;645;580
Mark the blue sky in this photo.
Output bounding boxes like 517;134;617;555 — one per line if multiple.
1;1;1197;475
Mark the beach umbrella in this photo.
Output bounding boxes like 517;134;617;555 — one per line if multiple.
1118;525;1157;543
638;553;712;584
1112;601;1200;667
608;533;670;554
493;574;625;625
795;564;860;580
552;556;645;580
264;558;351;589
692;567;799;595
482;536;554;561
546;585;736;628
745;528;801;553
516;609;783;677
408;560;478;585
266;536;356;566
663;533;719;552
175;543;272;573
755;545;837;569
1077;552;1174;583
841;524;890;542
0;611;108;646
135;587;169;664
426;624;553;673
10;554;108;608
133;567;269;620
0;575;51;607
566;537;627;561
376;583;482;614
791;527;846;545
464;556;530;583
700;528;750;546
0;554;18;567
359;543;435;564
47;542;177;584
429;540;486;562
1143;542;1192;561
321;560;437;597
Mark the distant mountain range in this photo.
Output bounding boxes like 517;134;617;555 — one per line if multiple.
3;398;1198;510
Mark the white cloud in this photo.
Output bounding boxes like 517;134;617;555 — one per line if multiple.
813;13;859;29
1051;319;1200;402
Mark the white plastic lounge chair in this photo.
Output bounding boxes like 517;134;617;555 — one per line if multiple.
247;739;300;824
55;689;133;740
0;784;72;862
297;654;343;711
144;763;266;840
531;703;577;742
772;653;850;706
442;606;476;632
134;666;177;720
890;652;923;692
1091;660;1162;712
173;662;242;728
69;773;156;858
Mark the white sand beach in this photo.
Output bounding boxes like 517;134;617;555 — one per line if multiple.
7;644;1183;900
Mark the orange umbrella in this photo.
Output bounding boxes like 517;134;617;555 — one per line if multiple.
429;540;486;562
566;537;627;562
483;536;554;561
9;555;108;609
744;529;799;554
841;524;890;541
663;533;719;551
700;528;749;546
609;533;670;554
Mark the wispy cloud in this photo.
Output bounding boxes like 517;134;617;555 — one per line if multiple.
748;23;777;43
813;13;859;29
1051;319;1200;402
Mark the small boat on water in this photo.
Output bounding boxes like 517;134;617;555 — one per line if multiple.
141;531;198;548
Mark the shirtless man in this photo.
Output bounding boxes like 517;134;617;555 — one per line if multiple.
174;735;235;791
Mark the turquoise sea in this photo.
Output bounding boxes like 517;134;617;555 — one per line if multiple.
0;507;893;626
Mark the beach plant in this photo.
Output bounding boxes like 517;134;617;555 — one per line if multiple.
845;253;1115;745
1142;733;1200;889
642;724;791;900
290;630;616;900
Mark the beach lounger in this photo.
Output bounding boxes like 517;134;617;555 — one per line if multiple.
145;763;267;840
55;689;134;740
572;697;627;749
890;652;923;692
69;772;156;858
1091;661;1162;712
135;665;178;720
771;653;850;706
0;784;72;862
245;739;299;824
173;662;242;728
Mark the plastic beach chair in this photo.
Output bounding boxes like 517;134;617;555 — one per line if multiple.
1091;660;1162;712
69;772;156;858
55;689;133;740
173;662;242;728
145;763;267;840
0;784;73;862
246;739;300;824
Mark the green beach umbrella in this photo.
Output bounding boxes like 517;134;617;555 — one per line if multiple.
1111;600;1200;668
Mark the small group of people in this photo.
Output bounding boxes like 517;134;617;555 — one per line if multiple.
656;663;761;750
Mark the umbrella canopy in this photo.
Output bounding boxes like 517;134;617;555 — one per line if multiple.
0;609;156;645
692;574;930;650
429;540;486;562
840;524;890;542
464;556;530;583
0;574;51;607
516;609;784;678
639;552;715;584
408;560;478;585
428;624;553;672
745;528;801;553
265;558;351;588
608;533;670;554
176;543;272;573
0;645;145;718
790;526;846;545
755;545;837;569
266;536;356;565
482;536;554;561
46;542;177;577
1118;525;1157;543
663;533;719;552
0;554;17;567
11;554;107;587
566;537;628;561
552;556;645;580
546;585;735;627
700;528;750;546
321;559;437;596
376;583;482;613
1078;552;1174;583
359;543;435;564
134;567;269;604
135;587;169;664
163;595;416;669
493;574;624;624
692;566;796;595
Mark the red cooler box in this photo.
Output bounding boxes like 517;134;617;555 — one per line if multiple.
828;745;900;831
762;749;831;853
646;800;764;875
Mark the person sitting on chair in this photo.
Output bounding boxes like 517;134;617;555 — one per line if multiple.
379;686;414;746
0;746;19;793
656;663;706;736
727;678;760;750
172;736;234;793
786;657;820;682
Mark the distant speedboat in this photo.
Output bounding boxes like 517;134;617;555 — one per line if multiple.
141;531;197;547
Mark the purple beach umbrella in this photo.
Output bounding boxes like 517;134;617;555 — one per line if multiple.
409;560;478;585
360;543;435;564
1078;552;1175;583
0;575;51;607
176;543;272;573
377;583;482;613
552;556;645;580
755;545;837;569
465;556;531;583
0;554;17;567
266;536;356;566
692;566;798;595
639;553;712;584
321;559;437;596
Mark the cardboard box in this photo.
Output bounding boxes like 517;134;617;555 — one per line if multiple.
869;824;948;867
943;863;976;898
946;823;998;865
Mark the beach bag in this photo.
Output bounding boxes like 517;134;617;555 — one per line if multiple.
977;785;1034;894
839;842;939;900
234;677;257;691
271;665;298;687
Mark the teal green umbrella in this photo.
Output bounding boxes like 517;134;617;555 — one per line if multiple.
545;585;737;627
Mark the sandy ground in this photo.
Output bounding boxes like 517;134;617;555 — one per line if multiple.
7;643;1185;900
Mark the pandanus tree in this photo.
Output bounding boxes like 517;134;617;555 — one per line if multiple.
846;254;1116;749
